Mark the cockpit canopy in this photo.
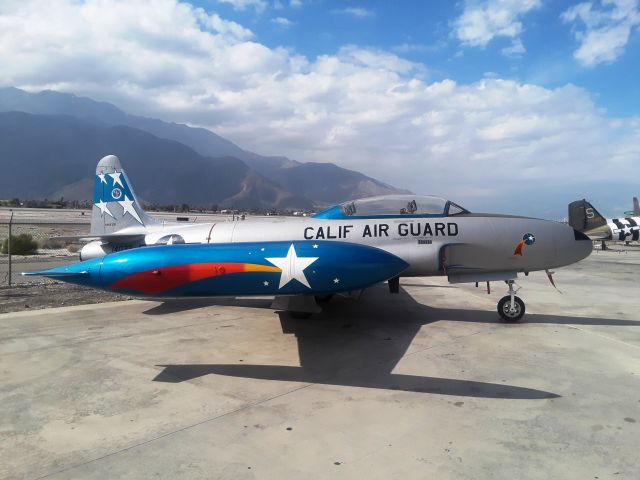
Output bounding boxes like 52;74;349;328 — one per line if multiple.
313;195;470;219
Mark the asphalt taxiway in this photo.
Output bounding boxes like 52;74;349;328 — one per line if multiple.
1;247;639;479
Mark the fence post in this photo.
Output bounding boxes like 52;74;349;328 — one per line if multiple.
8;209;13;286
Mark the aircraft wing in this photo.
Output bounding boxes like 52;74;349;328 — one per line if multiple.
51;233;146;243
447;270;517;284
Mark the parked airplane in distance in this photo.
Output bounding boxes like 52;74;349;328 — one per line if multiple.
28;155;593;322
569;199;640;242
624;197;640;216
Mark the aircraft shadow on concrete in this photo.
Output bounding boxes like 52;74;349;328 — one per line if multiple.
152;284;638;398
143;297;273;315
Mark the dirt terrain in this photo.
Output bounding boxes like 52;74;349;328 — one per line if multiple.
0;281;129;313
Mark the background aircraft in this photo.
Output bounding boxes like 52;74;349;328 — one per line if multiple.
569;199;640;242
624;197;640;216
31;155;593;322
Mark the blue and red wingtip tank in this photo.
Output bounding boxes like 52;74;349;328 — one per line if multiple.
24;241;409;298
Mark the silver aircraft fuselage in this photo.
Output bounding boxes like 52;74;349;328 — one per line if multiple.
40;155;594;321
136;213;591;280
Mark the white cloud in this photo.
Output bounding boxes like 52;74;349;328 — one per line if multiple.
0;0;638;215
270;16;293;27
217;0;267;12
337;46;423;75
561;0;640;66
331;7;375;19
200;12;255;40
501;38;525;57
453;0;541;51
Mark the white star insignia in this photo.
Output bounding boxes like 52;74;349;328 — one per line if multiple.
263;281;269;286
266;243;318;289
333;278;340;284
260;247;265;251
109;171;124;187
313;244;319;249
118;195;143;224
97;173;107;184
622;226;631;235
95;199;114;218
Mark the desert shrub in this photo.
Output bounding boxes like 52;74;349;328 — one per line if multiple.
1;234;38;255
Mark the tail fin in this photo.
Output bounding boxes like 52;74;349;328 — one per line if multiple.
568;199;607;233
91;155;159;236
624;197;639;216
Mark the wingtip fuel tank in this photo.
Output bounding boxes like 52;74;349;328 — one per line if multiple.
28;241;409;298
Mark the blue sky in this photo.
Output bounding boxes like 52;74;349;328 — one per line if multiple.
209;0;640;117
0;0;639;217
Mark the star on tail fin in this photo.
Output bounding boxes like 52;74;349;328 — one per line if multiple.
91;155;159;236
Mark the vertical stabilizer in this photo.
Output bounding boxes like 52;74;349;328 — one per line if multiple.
568;199;609;239
91;155;159;235
634;197;640;216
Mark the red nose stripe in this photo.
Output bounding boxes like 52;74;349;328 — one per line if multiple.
109;262;280;294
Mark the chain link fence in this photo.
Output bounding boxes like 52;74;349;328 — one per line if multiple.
0;207;246;286
0;208;89;285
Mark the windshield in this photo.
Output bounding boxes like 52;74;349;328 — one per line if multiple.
314;195;469;219
340;195;467;216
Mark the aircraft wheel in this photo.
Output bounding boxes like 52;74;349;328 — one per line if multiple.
497;295;525;322
290;311;313;319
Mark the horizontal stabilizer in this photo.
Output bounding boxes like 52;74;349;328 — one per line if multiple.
51;233;145;243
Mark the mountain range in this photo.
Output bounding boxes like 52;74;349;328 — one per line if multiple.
0;87;409;209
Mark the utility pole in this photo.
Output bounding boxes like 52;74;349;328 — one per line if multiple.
8;209;13;286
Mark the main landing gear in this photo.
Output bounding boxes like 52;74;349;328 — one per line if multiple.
497;280;525;322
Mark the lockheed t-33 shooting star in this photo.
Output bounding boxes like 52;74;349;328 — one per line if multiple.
27;155;593;322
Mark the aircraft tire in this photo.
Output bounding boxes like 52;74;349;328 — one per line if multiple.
497;296;525;322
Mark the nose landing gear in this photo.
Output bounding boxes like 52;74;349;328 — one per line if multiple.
497;280;525;322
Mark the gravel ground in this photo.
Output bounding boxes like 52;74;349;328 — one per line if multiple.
0;281;130;313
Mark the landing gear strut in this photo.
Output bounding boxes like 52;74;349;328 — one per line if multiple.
497;280;525;322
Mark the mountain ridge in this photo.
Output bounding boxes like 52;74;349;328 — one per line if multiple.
0;87;410;208
0;111;313;209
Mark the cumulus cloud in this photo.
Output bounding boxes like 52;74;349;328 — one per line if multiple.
0;0;638;215
453;0;541;51
561;0;640;66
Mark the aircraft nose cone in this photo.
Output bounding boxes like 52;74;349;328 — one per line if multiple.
25;257;103;288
